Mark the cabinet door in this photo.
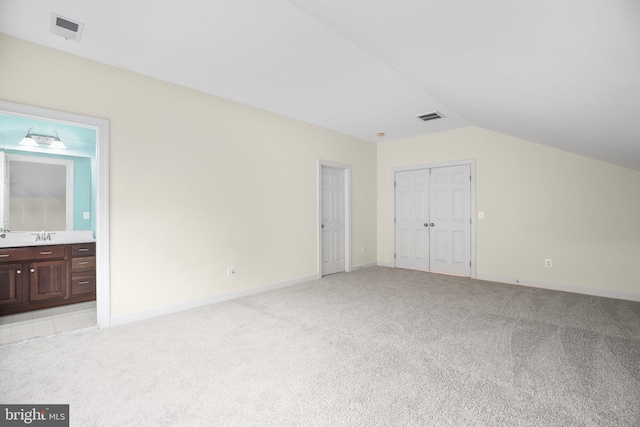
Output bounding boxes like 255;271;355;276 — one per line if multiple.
0;263;24;306
29;260;66;302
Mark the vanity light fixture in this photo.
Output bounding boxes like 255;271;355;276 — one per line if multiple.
19;128;67;149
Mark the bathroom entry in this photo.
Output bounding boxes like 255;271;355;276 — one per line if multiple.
0;101;109;328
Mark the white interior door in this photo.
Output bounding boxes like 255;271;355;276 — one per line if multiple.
429;165;471;276
321;167;345;275
395;164;471;276
395;169;430;271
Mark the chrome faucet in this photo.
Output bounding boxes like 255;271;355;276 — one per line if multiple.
32;231;50;241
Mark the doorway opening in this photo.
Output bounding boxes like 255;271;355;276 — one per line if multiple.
318;160;351;277
0;100;110;329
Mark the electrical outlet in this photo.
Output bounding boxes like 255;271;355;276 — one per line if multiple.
478;212;484;219
227;267;236;276
83;212;90;219
545;259;552;267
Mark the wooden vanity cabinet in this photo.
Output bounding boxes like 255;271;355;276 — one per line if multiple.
70;243;96;297
0;263;23;306
0;242;96;315
28;259;67;302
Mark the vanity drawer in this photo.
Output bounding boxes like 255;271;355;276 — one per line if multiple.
71;272;96;296
71;243;95;257
71;256;96;270
0;248;22;261
0;245;65;262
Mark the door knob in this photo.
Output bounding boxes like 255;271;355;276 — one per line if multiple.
430;223;434;227
423;223;429;227
321;224;325;229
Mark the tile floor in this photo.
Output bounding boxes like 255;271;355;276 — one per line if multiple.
0;301;96;346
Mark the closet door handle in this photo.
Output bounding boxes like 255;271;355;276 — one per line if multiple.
430;223;434;227
423;223;429;227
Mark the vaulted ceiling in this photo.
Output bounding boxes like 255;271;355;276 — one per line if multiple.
1;0;639;170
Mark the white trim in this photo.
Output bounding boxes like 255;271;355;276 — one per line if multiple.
391;159;477;278
377;261;394;268
111;274;318;326
4;154;75;231
476;274;640;302
0;100;111;328
353;261;377;270
318;160;352;277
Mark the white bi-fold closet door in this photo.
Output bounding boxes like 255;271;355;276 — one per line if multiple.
395;164;472;276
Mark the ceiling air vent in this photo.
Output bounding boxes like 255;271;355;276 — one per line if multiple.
50;13;84;42
415;111;444;122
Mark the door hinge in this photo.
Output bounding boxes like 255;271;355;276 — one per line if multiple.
470;175;471;181
394;181;396;188
470;261;471;266
394;253;396;259
394;217;396;223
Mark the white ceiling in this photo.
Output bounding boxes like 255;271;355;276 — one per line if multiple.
1;0;639;170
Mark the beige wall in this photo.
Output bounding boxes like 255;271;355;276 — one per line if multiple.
0;34;377;317
2;32;638;318
378;127;640;297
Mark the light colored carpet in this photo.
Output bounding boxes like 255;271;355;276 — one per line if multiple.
1;267;639;426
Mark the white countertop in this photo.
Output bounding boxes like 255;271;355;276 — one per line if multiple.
0;231;95;249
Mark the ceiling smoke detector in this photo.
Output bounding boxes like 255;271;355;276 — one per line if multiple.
415;111;444;122
50;13;84;42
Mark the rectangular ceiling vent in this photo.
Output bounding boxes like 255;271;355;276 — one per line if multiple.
50;13;84;42
415;111;445;122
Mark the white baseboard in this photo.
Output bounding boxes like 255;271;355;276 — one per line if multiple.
111;274;318;327
110;269;638;327
352;262;378;270
476;274;640;302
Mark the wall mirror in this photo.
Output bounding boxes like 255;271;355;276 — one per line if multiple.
1;153;74;231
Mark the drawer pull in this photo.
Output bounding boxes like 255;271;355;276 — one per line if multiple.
30;268;35;273
78;281;90;285
40;251;53;255
0;254;9;258
78;248;89;252
17;269;21;274
79;261;90;265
